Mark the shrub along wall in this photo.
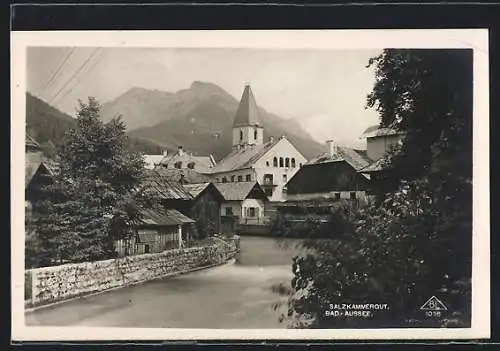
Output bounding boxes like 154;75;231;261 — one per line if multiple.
26;240;239;308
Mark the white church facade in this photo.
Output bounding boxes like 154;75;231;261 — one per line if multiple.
208;84;307;202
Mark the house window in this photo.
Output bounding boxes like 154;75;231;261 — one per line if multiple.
291;158;296;168
282;174;287;183
187;162;195;169
144;244;150;254
240;130;243;141
222;177;228;183
238;175;243;182
254;129;258;140
246;174;251;181
174;161;182;169
225;207;233;216
299;163;303;168
263;173;273;185
285;157;290;168
279;157;284;167
350;192;356;200
216;178;220;183
266;161;270;167
273;157;278;167
231;175;235;182
335;193;341;200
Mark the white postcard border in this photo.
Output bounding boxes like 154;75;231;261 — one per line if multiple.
11;29;490;341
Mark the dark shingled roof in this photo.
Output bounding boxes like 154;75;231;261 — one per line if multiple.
209;138;280;173
183;182;211;198
233;85;263;128
214;181;266;201
141;169;193;200
154;167;212;184
307;146;372;172
139;207;195;226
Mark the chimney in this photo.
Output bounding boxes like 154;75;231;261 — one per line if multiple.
269;136;274;143
326;140;337;157
162;149;168;156
177;145;184;156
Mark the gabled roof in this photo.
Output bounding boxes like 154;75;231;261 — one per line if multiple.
139;207;195;227
26;134;41;151
233;85;263;128
159;149;215;173
154;167;212;184
183;182;225;202
183;183;211;198
361;124;401;138
141;169;193;200
307;146;372;172
214;181;267;201
209;138;280;173
25;157;57;189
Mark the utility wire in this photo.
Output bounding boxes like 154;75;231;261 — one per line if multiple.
53;49;106;107
49;47;101;105
40;47;75;98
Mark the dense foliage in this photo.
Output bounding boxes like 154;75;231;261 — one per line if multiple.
26;98;149;267
282;49;473;328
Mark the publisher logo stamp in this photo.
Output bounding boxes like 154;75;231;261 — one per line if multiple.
420;296;447;317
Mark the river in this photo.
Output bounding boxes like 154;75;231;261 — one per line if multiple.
25;236;306;328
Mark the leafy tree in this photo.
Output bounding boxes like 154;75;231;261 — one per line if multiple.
29;97;148;264
283;49;473;328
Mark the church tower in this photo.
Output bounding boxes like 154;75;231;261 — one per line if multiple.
232;84;264;149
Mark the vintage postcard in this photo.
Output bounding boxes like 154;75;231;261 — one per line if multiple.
11;29;490;341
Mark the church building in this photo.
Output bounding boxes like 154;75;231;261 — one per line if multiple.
208;84;307;202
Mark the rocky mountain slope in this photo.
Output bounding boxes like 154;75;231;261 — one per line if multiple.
100;81;326;160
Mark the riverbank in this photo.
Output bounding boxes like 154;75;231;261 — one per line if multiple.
25;236;302;328
25;237;239;310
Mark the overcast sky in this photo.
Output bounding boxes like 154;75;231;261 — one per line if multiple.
27;47;382;147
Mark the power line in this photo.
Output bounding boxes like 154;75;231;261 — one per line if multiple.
52;49;106;107
49;47;101;105
40;47;75;98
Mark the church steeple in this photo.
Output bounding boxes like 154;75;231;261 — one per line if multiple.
232;84;264;148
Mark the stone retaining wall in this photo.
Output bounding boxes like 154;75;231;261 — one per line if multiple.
26;239;239;308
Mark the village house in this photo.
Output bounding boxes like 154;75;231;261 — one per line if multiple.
208;84;307;203
357;124;405;195
183;182;225;237
284;140;372;204
25;134;57;217
159;145;216;173
114;206;196;257
214;181;268;226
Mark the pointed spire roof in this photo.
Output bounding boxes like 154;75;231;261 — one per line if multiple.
233;84;263;128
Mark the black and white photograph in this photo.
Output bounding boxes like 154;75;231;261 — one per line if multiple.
12;30;489;341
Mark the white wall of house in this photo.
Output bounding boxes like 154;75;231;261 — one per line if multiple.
213;168;258;183
241;198;266;219
366;134;402;161
220;201;242;218
253;138;307;202
220;198;265;220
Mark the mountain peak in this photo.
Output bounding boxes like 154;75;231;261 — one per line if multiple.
189;81;227;95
